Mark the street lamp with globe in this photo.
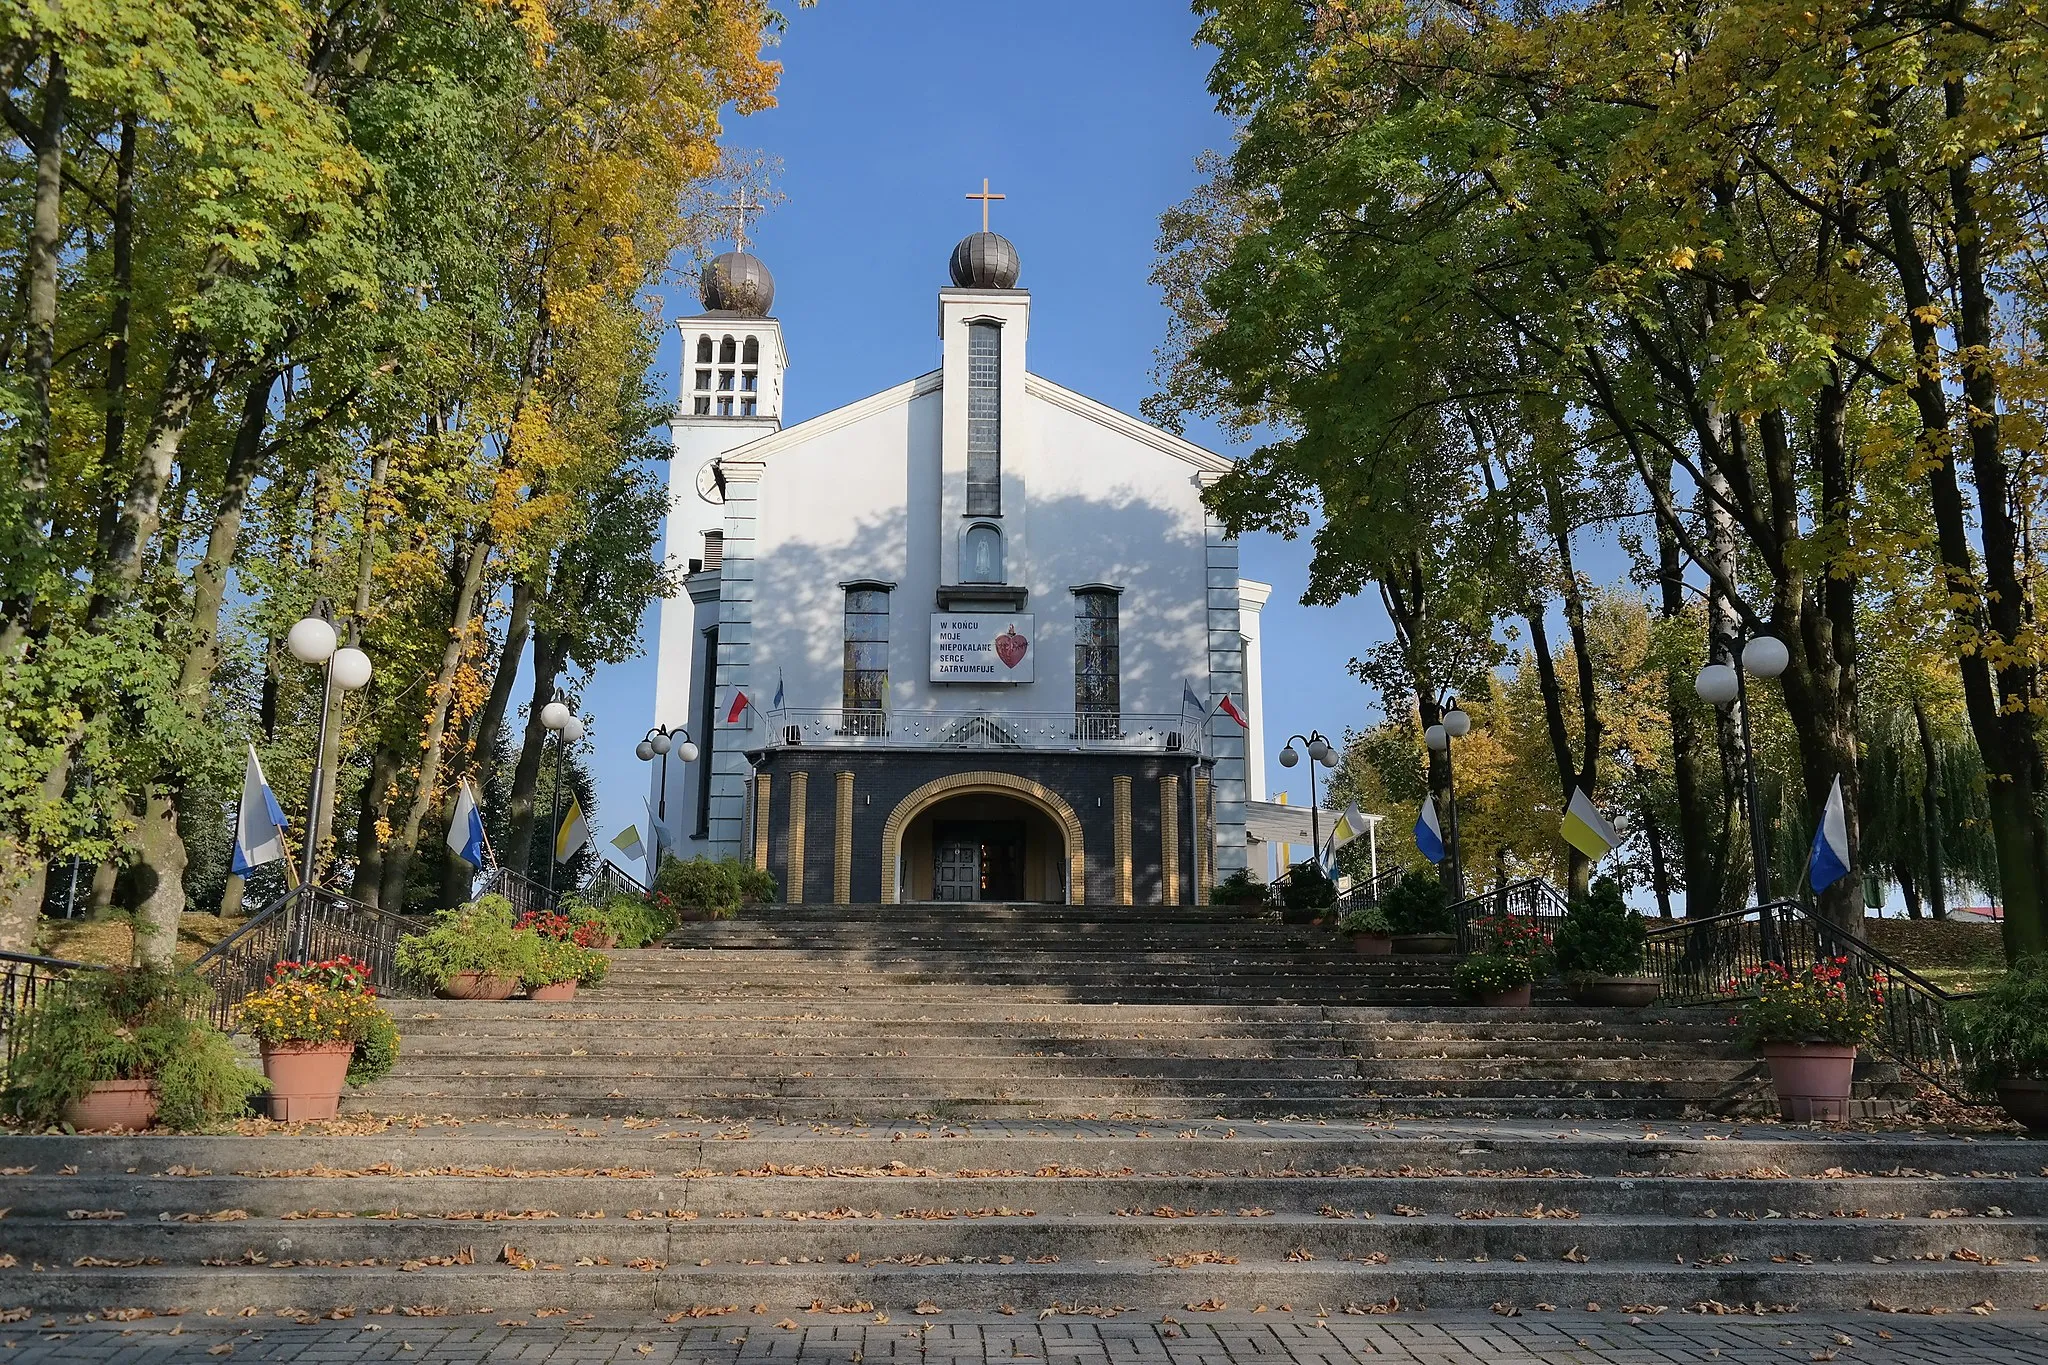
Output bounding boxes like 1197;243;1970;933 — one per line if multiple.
540;698;585;894
1695;634;1790;904
637;724;700;825
1422;697;1472;902
1277;730;1336;871
285;603;373;895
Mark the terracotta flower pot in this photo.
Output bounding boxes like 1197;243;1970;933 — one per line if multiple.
1475;983;1533;1008
1761;1042;1858;1123
1994;1077;2048;1133
528;980;578;1002
62;1079;158;1132
1570;975;1663;1008
261;1041;354;1122
440;970;519;1001
1350;934;1394;957
1393;933;1459;955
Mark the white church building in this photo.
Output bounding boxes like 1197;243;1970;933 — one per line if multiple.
646;218;1268;905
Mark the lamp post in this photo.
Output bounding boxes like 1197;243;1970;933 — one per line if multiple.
540;696;585;896
285;602;374;895
1694;634;1790;905
1423;697;1472;902
636;724;700;824
1277;730;1335;868
285;602;372;960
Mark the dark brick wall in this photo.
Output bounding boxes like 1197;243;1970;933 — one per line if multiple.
752;749;1204;905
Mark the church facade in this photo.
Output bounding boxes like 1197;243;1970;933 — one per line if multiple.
647;224;1266;905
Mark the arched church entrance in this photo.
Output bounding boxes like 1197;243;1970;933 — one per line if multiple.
881;773;1085;904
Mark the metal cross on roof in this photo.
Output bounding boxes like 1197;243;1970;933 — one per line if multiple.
719;185;766;252
965;177;1005;232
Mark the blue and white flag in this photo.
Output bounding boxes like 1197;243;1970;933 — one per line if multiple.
1414;795;1446;866
1808;775;1851;894
1181;678;1207;716
446;780;487;869
772;671;785;710
231;745;289;877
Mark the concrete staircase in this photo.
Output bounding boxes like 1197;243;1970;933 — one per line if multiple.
1;1124;2043;1316
4;902;1993;1320
344;904;1904;1122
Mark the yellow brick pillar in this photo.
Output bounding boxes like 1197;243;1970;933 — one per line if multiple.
833;771;855;905
1194;775;1214;902
1159;775;1181;906
1113;775;1134;906
786;771;808;904
752;775;772;873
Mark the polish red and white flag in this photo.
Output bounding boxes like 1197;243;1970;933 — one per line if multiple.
1215;693;1248;727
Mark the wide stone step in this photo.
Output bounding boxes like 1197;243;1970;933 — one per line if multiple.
367;1059;1770;1084
10;1257;2041;1314
382;1039;1757;1063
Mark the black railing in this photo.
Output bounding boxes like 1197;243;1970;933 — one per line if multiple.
193;886;424;1028
1334;862;1409;912
477;866;559;918
1443;876;1572;952
1;951;102;1069
1644;900;1980;1098
588;860;648;903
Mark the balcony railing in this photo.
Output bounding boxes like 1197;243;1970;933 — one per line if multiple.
767;708;1206;755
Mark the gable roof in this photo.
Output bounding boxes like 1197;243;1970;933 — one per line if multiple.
716;369;1233;474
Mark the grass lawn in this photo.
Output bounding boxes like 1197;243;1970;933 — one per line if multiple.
1861;916;2006;995
31;911;244;967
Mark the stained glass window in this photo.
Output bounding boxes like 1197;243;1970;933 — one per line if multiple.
1074;589;1120;731
966;323;1001;516
843;588;890;714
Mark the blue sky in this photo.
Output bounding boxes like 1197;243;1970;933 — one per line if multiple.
570;0;1395;860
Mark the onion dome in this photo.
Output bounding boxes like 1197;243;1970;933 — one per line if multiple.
700;251;775;314
948;231;1021;289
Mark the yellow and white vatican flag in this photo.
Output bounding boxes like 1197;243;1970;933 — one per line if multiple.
610;824;646;864
554;796;590;865
1559;787;1621;862
1319;802;1370;874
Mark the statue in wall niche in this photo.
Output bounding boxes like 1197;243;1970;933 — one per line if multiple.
967;525;1001;582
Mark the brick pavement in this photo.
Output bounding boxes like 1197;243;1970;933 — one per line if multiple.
3;1313;2046;1365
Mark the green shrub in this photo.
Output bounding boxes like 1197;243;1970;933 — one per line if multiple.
518;934;610;989
1;966;265;1130
737;864;779;904
349;1011;401;1087
1209;869;1270;907
1380;870;1451;935
395;896;525;990
1337;906;1394;937
1552;877;1647;977
567;894;672;948
1454;952;1536;998
653;856;763;920
1279;863;1337;910
1951;956;2048;1093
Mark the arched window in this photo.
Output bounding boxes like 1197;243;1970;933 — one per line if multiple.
962;523;1003;583
719;335;736;363
695;335;713;363
742;336;759;365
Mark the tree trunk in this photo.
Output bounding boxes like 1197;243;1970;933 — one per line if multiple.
1643;793;1674;918
349;740;401;907
178;370;276;711
439;578;532;904
91;336;208;621
1912;695;1948;921
380;538;492;910
10;51;66;586
1895;861;1922;920
506;631;563;876
95;113;135;558
128;785;187;966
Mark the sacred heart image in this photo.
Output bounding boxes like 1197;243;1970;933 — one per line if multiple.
995;626;1029;669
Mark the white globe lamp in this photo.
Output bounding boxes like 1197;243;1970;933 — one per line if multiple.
1742;635;1791;679
1424;724;1448;752
677;741;700;762
330;647;372;691
561;716;585;744
1695;663;1740;706
540;700;571;732
287;616;337;666
1443;707;1472;738
1278;745;1300;769
636;740;656;762
650;731;673;755
1307;736;1332;765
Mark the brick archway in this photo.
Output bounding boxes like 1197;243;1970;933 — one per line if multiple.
881;771;1086;905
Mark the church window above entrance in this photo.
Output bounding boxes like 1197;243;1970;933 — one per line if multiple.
963;523;1004;583
966;322;1002;516
1074;588;1121;737
842;586;891;730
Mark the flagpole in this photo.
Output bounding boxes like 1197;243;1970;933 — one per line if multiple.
473;786;500;870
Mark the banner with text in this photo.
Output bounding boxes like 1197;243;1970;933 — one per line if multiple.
930;613;1034;683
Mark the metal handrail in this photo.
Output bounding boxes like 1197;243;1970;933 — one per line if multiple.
1;951;105;1069
1336;862;1416;912
478;866;559;918
1442;876;1572;951
194;885;424;1028
587;861;648;902
1644;900;1982;1098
